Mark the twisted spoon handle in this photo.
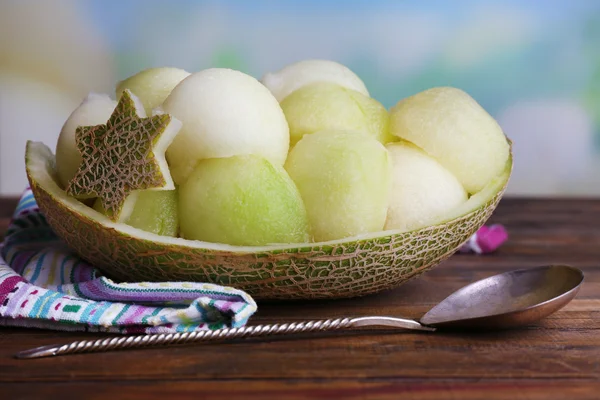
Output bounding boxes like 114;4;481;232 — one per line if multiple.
16;316;433;359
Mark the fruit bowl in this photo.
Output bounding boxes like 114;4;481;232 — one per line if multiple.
26;141;512;300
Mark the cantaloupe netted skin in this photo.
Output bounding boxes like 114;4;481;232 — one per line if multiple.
26;141;510;300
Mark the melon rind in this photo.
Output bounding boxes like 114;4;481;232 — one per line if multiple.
26;141;511;300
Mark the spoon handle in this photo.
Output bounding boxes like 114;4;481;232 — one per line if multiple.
15;316;434;359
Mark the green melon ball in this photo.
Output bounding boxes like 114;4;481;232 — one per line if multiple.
116;67;190;115
55;93;116;189
179;155;309;246
163;68;290;185
384;141;468;232
261;59;369;102
389;87;509;194
285;130;391;242
94;190;179;237
280;82;393;146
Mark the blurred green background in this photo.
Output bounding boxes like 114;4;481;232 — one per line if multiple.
1;0;599;195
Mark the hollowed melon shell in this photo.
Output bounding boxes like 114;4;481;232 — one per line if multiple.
26;141;511;300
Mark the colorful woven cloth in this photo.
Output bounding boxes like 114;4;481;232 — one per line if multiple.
0;189;257;334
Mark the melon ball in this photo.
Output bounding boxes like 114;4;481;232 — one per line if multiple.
285;130;391;242
116;67;190;115
94;190;179;237
389;87;509;194
179;155;309;246
444;157;512;222
163;68;289;185
261;59;369;102
384;142;468;232
55;93;116;189
281;82;393;146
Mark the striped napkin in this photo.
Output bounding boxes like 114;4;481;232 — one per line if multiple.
0;189;257;334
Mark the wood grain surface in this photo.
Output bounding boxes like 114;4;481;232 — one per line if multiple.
0;197;599;399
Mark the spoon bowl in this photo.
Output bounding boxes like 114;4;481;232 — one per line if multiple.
420;265;584;329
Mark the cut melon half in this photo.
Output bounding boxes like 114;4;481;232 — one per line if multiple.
25;141;512;300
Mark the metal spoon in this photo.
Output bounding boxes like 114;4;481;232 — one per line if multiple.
15;264;583;359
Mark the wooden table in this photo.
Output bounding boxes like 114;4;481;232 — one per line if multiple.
1;197;599;399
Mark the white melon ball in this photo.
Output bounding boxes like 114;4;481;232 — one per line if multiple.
390;87;510;194
281;82;393;146
384;142;468;231
285;130;391;242
261;59;369;102
116;67;190;115
163;68;289;185
55;93;116;189
179;155;309;246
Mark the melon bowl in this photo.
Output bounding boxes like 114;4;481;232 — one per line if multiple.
26;141;512;300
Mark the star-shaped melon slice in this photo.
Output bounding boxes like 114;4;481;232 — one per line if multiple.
66;90;181;222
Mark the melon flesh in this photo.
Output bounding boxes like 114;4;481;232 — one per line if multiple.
389;87;509;194
55;93;116;189
281;82;392;146
116;67;190;115
179;154;309;246
94;189;179;237
442;157;512;223
261;59;369;102
162;68;289;185
285;130;391;242
385;142;467;232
